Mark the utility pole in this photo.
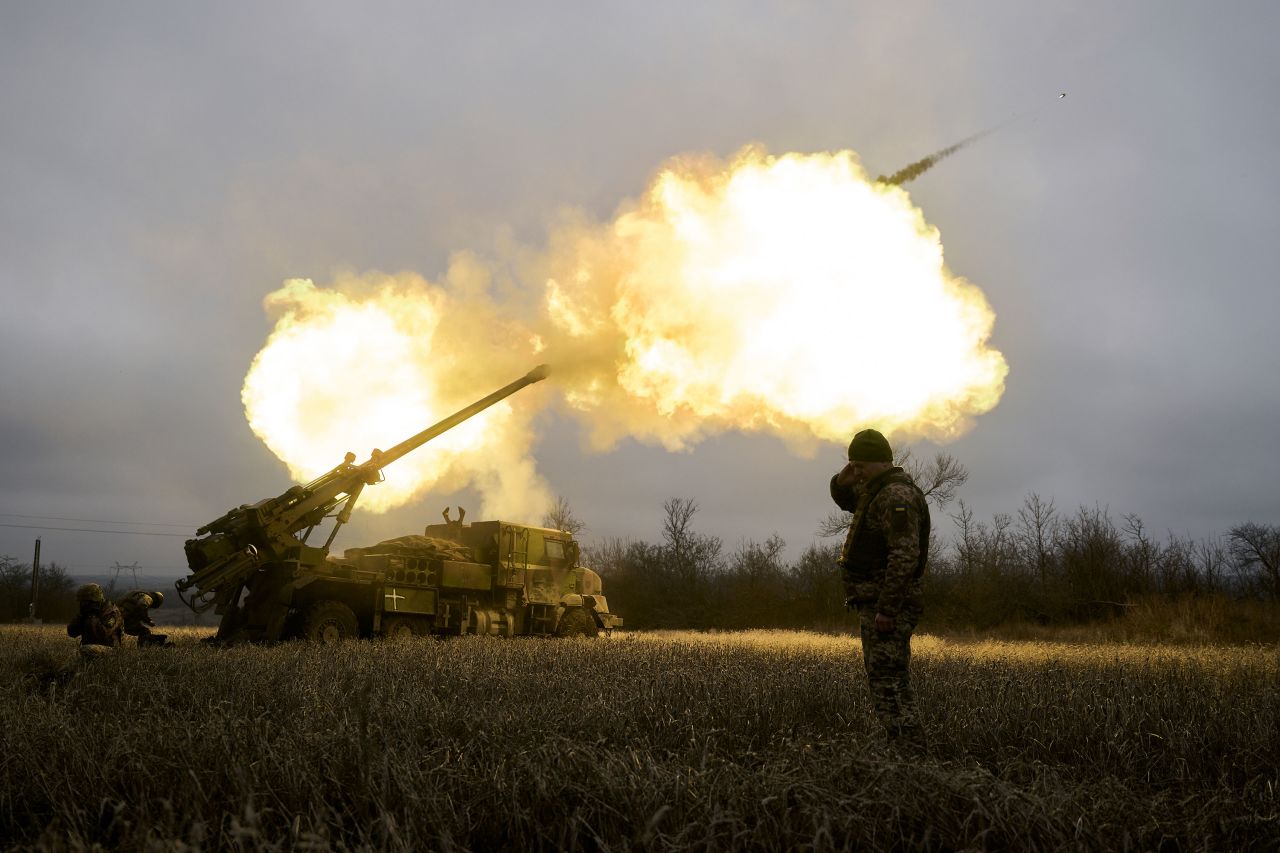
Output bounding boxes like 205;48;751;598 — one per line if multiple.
28;537;41;621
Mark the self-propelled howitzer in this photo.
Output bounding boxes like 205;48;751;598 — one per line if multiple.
177;364;550;642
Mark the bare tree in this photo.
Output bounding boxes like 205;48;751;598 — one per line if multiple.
542;495;586;537
1227;522;1280;599
897;449;969;509
1195;537;1229;593
1015;492;1058;583
950;500;981;575
816;509;851;539
1058;505;1127;610
662;497;698;553
1121;512;1157;590
661;497;722;585
989;511;1016;574
582;536;629;575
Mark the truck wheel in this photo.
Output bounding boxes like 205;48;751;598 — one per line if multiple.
304;601;359;643
382;617;419;640
555;607;598;638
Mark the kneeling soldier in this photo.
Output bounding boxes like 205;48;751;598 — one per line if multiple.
118;589;169;647
67;583;124;648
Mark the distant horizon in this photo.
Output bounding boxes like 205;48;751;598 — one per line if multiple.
5;484;1264;585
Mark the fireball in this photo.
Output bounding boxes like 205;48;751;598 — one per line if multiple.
242;146;1007;514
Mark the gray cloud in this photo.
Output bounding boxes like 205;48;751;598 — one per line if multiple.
2;2;1278;579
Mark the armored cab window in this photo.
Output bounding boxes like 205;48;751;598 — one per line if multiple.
545;539;565;561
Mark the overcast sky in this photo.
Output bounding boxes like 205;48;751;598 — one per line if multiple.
2;2;1278;582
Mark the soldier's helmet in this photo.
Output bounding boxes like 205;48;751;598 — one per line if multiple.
76;583;105;604
150;590;165;607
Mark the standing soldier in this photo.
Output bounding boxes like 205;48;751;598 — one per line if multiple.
831;429;931;750
118;590;169;647
67;583;124;649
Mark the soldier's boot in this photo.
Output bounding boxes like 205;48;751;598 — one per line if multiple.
893;686;926;754
139;633;170;648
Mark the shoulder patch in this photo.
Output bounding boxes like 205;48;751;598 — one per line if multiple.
891;502;911;535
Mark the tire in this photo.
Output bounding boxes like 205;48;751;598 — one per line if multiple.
382;616;420;641
555;606;598;638
303;600;359;643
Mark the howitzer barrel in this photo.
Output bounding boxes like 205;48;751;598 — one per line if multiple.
178;364;552;617
177;364;563;640
369;364;550;469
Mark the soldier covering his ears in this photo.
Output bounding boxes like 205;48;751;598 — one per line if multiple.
67;583;124;649
831;428;930;749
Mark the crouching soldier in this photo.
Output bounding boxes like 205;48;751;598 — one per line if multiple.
118;590;170;647
67;583;124;649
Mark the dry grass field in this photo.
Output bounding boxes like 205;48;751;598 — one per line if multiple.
1;625;1276;851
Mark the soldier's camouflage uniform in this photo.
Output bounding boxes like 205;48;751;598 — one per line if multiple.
831;466;930;747
67;600;124;648
118;591;167;647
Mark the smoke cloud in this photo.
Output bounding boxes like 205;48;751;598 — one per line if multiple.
242;146;1008;516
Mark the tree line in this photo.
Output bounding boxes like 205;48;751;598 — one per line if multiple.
550;454;1280;636
0;558;77;622
934;498;1279;628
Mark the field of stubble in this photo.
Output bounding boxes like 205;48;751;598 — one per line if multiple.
1;625;1276;852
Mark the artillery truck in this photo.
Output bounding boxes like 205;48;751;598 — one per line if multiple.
176;365;622;643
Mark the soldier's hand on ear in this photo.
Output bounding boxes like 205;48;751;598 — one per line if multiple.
836;462;859;488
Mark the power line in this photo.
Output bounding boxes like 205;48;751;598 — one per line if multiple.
61;565;188;572
55;558;186;563
0;523;190;538
0;513;196;528
1;558;188;573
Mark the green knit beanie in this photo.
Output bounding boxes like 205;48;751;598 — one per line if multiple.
847;429;893;463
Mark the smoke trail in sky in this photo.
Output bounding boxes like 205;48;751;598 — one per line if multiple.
875;129;996;186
